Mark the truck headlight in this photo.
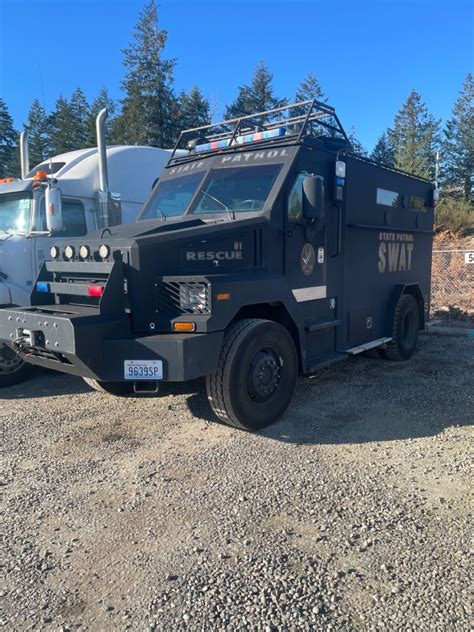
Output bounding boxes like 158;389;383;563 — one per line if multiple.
50;246;59;259
179;284;208;312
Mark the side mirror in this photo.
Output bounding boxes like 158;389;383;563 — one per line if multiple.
45;182;63;233
302;175;324;222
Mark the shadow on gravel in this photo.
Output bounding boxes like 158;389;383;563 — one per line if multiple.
0;370;90;400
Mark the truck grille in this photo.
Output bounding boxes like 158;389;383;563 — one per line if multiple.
156;280;210;315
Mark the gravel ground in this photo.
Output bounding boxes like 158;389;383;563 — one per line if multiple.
1;334;472;631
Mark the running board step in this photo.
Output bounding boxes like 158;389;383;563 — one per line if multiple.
306;352;348;374
346;337;392;355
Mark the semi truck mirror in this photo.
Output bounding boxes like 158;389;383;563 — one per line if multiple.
302;175;324;222
45;183;63;233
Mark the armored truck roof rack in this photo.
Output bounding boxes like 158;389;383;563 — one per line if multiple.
170;99;352;161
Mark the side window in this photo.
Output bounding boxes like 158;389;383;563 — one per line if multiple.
288;173;308;222
38;198;87;236
62;200;87;236
376;188;399;207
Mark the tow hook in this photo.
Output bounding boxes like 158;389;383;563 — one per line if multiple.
133;381;160;395
14;328;45;348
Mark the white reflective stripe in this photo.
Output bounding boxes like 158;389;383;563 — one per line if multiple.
292;286;327;302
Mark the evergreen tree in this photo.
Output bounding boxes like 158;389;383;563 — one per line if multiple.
295;72;326;104
347;126;367;156
26;99;51;166
0;98;18;178
178;86;211;132
115;0;178;147
86;87;116;147
294;72;327;134
371;131;395;166
442;73;474;201
388;90;440;179
225;61;286;119
69;86;90;148
49;95;76;154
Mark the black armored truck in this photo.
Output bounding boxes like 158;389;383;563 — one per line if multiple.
0;101;436;430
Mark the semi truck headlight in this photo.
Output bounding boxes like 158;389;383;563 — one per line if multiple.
98;244;110;260
179;284;208;312
50;246;59;259
64;245;75;260
79;245;90;260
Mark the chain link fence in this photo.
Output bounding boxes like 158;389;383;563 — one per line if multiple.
431;247;474;318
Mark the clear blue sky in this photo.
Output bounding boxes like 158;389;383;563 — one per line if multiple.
1;0;472;152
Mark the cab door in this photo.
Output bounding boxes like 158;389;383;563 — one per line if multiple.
284;169;339;369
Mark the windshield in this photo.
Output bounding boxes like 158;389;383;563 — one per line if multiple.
139;163;282;221
0;193;31;233
193;164;282;215
140;171;205;221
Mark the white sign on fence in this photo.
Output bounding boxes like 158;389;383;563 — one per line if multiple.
464;252;474;264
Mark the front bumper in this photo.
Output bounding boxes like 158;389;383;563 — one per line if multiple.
0;306;224;382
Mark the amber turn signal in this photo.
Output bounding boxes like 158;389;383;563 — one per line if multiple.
172;322;196;332
216;292;231;301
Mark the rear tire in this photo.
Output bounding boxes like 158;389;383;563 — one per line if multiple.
206;319;298;431
83;377;134;397
384;294;419;361
0;344;34;388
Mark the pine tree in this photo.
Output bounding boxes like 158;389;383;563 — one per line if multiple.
388;90;440;179
347;126;367;156
69;87;89;148
178;86;211;132
295;72;326;104
293;72;327;134
225;61;286;119
371;131;395;166
442;73;474;201
26;99;51;166
49;95;75;154
86;87;116;147
115;0;177;147
0;98;18;178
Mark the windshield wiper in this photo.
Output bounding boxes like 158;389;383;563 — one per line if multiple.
156;206;166;222
200;190;234;221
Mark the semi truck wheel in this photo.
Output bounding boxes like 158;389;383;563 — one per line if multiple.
0;344;33;388
83;377;134;397
383;294;419;361
206;319;298;431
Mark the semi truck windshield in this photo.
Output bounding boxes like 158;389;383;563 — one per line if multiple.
0;194;31;233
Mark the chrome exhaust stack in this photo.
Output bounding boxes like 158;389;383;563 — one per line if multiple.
20;130;30;179
95;108;122;228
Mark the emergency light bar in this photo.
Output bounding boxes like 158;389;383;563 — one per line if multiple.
195;127;286;153
170;99;352;161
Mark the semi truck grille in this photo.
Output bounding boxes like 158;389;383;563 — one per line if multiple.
156;280;210;315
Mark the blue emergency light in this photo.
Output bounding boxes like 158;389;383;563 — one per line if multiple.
36;282;50;293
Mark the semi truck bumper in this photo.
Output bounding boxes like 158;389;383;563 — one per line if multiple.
0;306;224;382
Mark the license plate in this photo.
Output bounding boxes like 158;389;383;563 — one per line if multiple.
124;360;163;380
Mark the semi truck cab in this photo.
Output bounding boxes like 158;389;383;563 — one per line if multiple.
0;100;436;429
0;109;173;386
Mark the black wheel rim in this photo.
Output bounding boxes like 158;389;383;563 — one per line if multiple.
247;348;282;404
0;344;24;375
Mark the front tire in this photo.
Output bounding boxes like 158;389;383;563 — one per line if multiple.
0;344;34;388
383;294;419;361
206;319;298;431
83;377;134;396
